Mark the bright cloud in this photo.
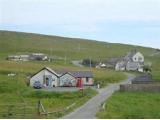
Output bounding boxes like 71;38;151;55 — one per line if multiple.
0;0;160;48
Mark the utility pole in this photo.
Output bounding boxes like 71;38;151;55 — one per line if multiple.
89;57;92;69
64;55;67;64
49;48;53;62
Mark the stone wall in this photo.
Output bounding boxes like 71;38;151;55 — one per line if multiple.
120;83;160;92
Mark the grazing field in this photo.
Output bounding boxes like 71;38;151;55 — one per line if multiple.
0;30;154;61
149;56;160;80
0;72;98;119
96;92;160;119
0;30;160;118
0;60;126;118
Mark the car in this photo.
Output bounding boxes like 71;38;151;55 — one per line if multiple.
33;81;42;89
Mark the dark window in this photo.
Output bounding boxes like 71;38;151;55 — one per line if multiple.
86;77;89;83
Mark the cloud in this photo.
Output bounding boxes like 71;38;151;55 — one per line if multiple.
1;0;160;26
1;0;160;48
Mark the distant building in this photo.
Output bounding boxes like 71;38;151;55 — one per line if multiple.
7;53;48;61
124;51;144;72
96;50;145;72
124;51;144;63
29;53;48;61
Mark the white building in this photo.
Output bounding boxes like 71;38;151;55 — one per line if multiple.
30;67;59;87
29;67;94;88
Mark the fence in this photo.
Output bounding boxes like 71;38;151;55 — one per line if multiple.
0;100;77;119
0;103;37;119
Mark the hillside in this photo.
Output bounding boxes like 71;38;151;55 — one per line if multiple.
0;30;159;79
0;30;155;60
0;30;159;118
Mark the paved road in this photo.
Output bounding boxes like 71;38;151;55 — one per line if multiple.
62;73;135;119
71;60;84;67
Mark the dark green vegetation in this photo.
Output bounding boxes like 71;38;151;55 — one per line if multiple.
96;92;160;119
0;30;160;118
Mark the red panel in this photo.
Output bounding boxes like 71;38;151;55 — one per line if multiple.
76;78;83;88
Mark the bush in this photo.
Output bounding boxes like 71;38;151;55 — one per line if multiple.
82;59;98;67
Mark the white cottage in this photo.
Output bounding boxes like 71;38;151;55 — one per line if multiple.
30;67;94;88
30;67;59;87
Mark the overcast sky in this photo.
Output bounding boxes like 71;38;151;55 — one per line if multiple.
0;0;160;48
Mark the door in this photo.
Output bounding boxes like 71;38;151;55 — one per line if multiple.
44;75;52;87
76;78;83;88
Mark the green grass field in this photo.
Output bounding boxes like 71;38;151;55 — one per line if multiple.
0;30;154;61
0;60;126;118
96;92;160;119
0;30;160;118
0;71;98;119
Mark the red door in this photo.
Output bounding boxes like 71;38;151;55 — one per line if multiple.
76;78;83;88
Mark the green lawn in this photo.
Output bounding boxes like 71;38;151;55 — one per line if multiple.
96;92;160;119
0;73;97;119
0;60;126;118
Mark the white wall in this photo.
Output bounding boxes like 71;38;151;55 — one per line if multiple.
132;52;144;62
30;69;58;87
59;74;76;86
115;62;125;71
82;77;94;85
126;62;140;71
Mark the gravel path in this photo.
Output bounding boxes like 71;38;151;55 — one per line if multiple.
62;73;135;119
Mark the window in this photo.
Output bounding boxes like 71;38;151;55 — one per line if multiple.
138;57;142;61
86;77;89;83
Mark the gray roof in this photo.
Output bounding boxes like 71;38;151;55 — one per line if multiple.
56;70;93;78
70;71;93;78
124;51;137;61
104;57;124;66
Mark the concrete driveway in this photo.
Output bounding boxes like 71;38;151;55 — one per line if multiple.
62;73;135;119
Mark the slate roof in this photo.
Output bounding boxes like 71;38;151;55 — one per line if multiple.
70;71;93;78
124;51;137;61
104;57;124;66
56;70;93;78
31;67;93;78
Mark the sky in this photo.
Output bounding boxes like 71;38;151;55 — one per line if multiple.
0;0;160;48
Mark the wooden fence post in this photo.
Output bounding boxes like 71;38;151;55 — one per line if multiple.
37;100;41;116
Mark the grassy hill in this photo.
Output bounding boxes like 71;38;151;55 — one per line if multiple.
0;30;159;118
0;30;159;80
96;91;160;119
0;30;155;60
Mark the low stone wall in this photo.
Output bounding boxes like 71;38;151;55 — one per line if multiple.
120;84;160;92
132;81;160;84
